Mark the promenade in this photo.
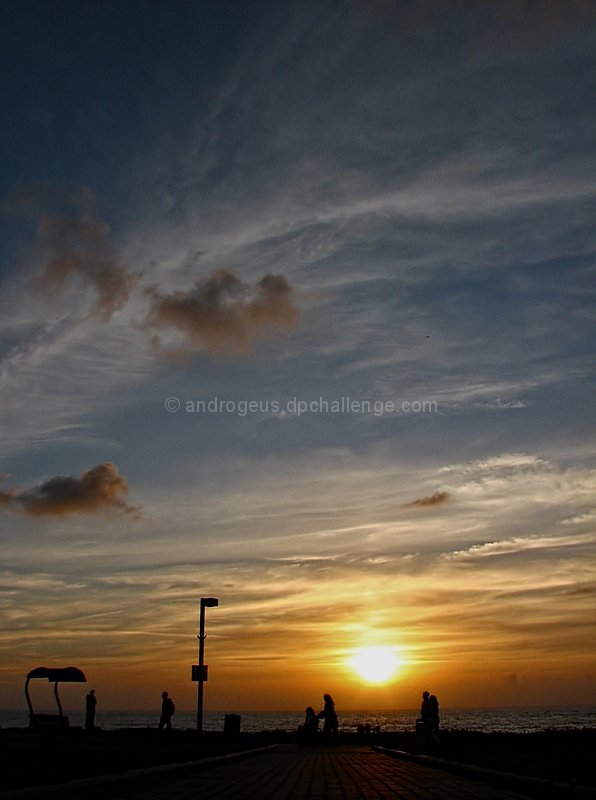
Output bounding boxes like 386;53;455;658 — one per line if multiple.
106;743;530;800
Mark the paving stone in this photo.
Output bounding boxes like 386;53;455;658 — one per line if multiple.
106;744;532;800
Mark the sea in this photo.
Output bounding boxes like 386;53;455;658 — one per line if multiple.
1;707;594;734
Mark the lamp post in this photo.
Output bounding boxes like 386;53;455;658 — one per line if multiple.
196;597;218;733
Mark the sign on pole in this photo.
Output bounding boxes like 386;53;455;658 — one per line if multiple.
192;664;209;682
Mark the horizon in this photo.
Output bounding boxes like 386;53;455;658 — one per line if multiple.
3;702;596;718
1;1;595;713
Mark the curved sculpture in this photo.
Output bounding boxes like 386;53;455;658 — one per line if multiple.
25;666;87;728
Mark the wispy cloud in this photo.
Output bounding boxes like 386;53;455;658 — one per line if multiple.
439;453;548;475
443;532;594;562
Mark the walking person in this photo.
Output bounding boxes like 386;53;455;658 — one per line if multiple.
158;691;175;729
85;689;97;729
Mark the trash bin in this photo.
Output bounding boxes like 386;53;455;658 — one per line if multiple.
224;713;241;737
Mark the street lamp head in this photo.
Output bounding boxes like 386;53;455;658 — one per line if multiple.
201;597;219;608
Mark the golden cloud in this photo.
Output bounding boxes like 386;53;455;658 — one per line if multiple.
144;269;300;356
33;213;137;318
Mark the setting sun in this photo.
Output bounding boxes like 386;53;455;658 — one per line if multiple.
348;646;402;684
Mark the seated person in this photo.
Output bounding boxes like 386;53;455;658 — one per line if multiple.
297;706;319;743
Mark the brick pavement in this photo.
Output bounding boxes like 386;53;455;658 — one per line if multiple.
108;744;531;800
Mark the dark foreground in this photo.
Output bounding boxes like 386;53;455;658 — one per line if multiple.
0;727;594;792
382;728;596;788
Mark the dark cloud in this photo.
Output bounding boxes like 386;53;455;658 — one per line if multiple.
405;491;452;508
475;0;596;44
32;213;137;319
0;463;137;516
2;184;95;216
353;0;596;48
0;488;17;510
144;270;300;356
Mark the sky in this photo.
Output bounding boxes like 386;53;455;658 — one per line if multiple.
0;0;595;715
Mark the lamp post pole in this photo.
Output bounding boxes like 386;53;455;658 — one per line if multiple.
197;597;218;733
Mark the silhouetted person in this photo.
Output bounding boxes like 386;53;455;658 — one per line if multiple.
419;690;432;724
317;693;338;740
418;690;440;744
297;706;319;744
85;689;97;729
158;691;175;729
429;694;440;741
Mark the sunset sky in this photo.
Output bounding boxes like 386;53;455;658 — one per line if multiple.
1;1;595;714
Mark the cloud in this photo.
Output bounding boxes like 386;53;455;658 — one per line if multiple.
443;532;594;562
2;184;95;216
439;453;547;476
0;462;137;517
32;213;137;318
405;491;451;508
561;512;595;526
354;0;596;48
144;269;300;356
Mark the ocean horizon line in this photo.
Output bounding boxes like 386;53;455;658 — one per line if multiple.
3;703;594;714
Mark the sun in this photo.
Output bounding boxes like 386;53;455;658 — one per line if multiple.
348;646;402;684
